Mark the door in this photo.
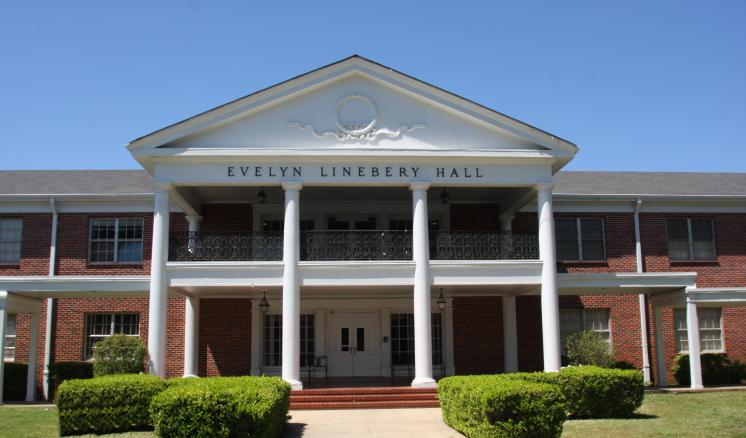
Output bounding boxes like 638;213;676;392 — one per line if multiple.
326;312;381;376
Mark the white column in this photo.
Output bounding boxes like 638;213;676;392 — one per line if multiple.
250;299;262;376
410;182;436;388
502;295;518;373
444;297;456;376
638;295;652;384
0;293;7;404
44;198;58;400
281;183;302;390
686;292;703;389
148;185;170;378
183;296;199;377
537;183;561;372
380;308;391;377
25;312;40;401
653;306;667;387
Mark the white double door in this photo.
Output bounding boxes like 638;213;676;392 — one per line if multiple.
326;312;381;377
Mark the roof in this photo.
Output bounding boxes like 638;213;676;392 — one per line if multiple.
0;170;744;198
554;171;746;197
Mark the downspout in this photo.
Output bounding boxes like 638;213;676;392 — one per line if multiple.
43;197;58;400
634;198;652;384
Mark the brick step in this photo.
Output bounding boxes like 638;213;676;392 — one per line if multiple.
290;393;438;403
291;386;437;396
290;399;441;410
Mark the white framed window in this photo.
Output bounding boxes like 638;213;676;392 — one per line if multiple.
261;314;315;367
4;314;16;361
674;308;723;353
84;313;140;358
667;218;716;261
559;309;611;353
0;218;23;264
89;218;144;263
555;218;606;261
390;313;443;366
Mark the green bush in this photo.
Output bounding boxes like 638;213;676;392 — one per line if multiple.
49;361;94;397
92;334;147;376
3;362;28;401
56;374;169;436
611;360;637;370
565;331;615;368
150;376;290;438
439;375;566;438
513;366;644;418
672;353;746;386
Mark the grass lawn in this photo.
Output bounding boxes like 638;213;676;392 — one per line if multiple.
563;392;746;437
1;391;745;437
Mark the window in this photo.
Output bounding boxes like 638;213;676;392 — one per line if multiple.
89;218;144;263
262;314;315;367
0;219;23;264
84;313;140;358
559;309;611;353
261;219;314;232
555;218;605;261
4;314;16;361
674;308;723;352
390;313;443;366
667;218;716;261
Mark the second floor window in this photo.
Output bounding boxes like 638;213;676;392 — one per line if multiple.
667;218;716;261
555;218;606;261
89;218;144;263
0;218;23;264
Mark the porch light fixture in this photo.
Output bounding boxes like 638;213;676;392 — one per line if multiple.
259;290;270;314
437;288;447;311
440;189;450;204
257;187;267;204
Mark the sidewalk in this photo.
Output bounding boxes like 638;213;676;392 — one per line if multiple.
283;407;463;438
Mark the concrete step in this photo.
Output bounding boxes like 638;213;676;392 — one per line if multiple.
289;386;440;410
290;399;441;410
291;386;437;396
291;393;438;403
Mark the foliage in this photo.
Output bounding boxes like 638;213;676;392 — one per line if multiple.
439;375;567;438
672;353;746;386
565;331;615;368
150;376;290;438
611;360;637;370
48;361;94;396
92;334;147;377
511;366;645;418
56;374;168;436
2;362;28;401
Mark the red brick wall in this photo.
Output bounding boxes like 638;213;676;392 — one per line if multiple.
201;204;253;233
199;298;252;377
452;296;504;374
450;204;500;230
0;214;52;276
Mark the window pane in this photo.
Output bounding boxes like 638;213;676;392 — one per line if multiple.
91;219;116;239
667;219;690;260
581;240;605;261
556;219;579;260
117;241;143;263
560;309;582;352
691;219;715;260
0;219;23;263
584;309;610;332
356;327;365;352
580;219;605;260
674;308;723;352
90;241;115;263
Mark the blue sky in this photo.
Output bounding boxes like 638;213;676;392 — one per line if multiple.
1;1;744;172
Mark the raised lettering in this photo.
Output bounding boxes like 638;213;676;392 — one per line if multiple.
386;167;393;177
436;167;445;178
371;167;379;177
240;166;250;176
268;166;276;177
464;168;472;178
320;166;328;177
255;167;262;177
450;168;459;178
227;166;235;177
411;167;419;177
476;168;484;178
293;167;302;177
280;166;288;177
399;167;408;177
343;167;351;177
358;166;365;177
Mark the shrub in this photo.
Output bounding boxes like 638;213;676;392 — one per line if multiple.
513;366;644;418
672;353;746;386
92;334;147;376
56;373;168;436
611;360;637;370
439;375;566;438
565;331;615;368
49;361;94;397
150;376;290;438
3;362;28;401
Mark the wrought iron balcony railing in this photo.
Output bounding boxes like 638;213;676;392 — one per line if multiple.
430;231;538;260
168;230;538;262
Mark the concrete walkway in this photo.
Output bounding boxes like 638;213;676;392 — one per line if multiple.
283;407;463;438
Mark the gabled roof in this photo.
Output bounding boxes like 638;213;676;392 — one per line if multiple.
2;170;745;198
126;55;577;154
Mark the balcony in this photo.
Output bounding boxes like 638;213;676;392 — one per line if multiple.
168;230;538;262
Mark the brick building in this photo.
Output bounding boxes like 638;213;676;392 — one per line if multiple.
1;56;745;401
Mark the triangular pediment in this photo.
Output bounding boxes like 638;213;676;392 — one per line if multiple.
129;56;577;159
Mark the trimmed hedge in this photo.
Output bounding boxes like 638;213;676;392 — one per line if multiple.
49;361;94;397
512;366;644;418
150;376;290;438
672;353;746;386
439;375;566;438
56;374;169;436
3;362;28;401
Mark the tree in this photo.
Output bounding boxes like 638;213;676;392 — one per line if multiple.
92;334;147;376
565;330;615;368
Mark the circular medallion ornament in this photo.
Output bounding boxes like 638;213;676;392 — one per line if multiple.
334;94;378;138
